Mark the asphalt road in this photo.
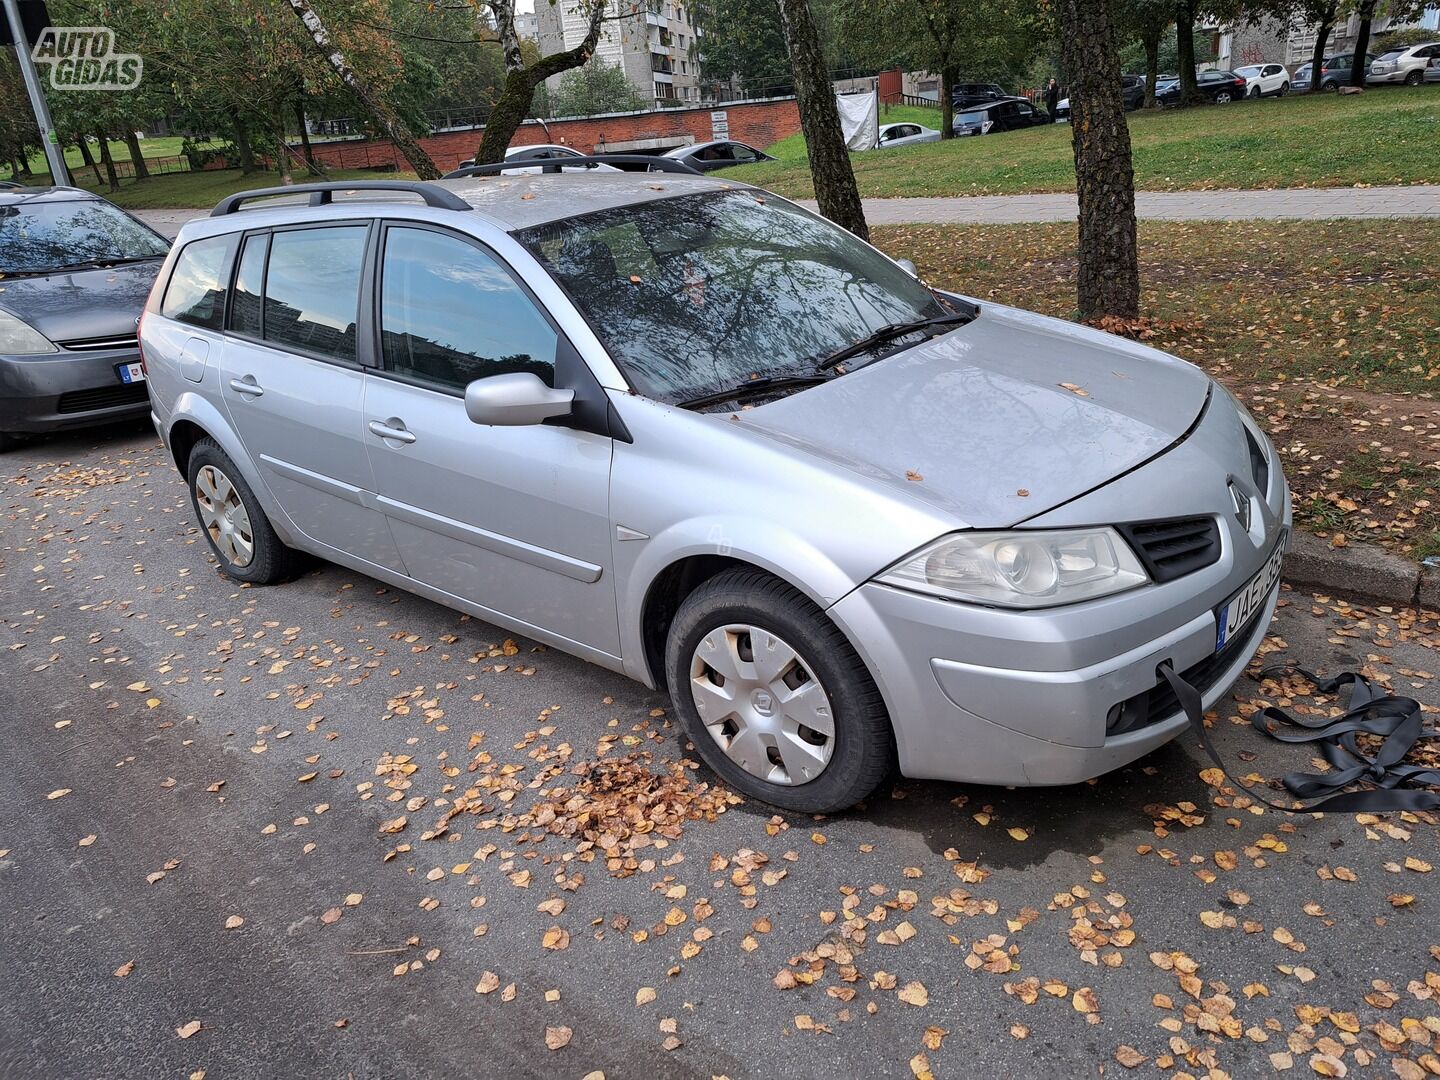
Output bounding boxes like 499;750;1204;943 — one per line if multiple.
3;422;1439;1080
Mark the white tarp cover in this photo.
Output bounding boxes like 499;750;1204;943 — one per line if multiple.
836;90;878;151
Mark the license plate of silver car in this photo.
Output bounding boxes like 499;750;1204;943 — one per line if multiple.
1215;532;1286;652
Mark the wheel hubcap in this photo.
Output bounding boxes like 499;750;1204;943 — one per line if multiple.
195;464;254;568
689;624;835;786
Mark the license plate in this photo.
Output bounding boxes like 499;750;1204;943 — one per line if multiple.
117;361;145;384
1215;533;1286;652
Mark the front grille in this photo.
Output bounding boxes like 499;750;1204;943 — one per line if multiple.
55;381;148;414
1106;612;1262;736
56;334;139;351
1118;517;1221;584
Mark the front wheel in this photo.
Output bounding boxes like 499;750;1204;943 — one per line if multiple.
665;569;894;814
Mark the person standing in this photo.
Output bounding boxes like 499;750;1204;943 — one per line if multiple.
1044;77;1061;120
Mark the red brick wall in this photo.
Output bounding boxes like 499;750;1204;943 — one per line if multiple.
302;98;801;173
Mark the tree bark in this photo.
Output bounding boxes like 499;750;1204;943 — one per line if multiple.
294;98;322;175
1143;29;1161;108
1175;0;1201;105
1307;11;1334;94
234;121;257;175
275;113;294;185
1057;0;1139;320
939;64;956;140
284;0;441;179
94;130;120;192
474;0;609;165
776;0;868;240
1349;0;1377;86
75;136;103;185
123;130;150;179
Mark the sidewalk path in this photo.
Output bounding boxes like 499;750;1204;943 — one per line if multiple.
135;184;1440;238
801;184;1440;225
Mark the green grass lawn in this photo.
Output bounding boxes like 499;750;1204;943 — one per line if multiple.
735;86;1440;198
874;219;1440;557
13;164;409;210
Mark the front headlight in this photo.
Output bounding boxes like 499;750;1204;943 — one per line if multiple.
877;528;1149;608
0;309;58;355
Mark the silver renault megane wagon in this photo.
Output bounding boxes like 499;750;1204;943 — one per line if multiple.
140;172;1290;813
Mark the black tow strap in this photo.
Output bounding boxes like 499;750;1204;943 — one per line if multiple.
1158;661;1440;813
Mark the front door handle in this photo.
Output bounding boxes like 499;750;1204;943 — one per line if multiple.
368;419;416;445
229;376;264;397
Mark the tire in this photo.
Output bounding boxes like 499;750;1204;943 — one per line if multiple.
1323;80;1338;92
1279;81;1289;96
1249;85;1260;98
665;568;894;814
186;437;303;585
1404;70;1423;86
1215;91;1233;104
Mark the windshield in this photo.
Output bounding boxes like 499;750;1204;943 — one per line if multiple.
518;190;946;402
0;197;168;274
1236;66;1260;76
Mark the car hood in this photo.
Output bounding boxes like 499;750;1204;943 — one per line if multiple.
739;302;1211;529
0;260;160;344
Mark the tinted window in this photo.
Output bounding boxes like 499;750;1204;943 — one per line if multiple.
263;226;366;362
380;227;557;391
1377;49;1407;60
229;233;266;337
1;197;169;275
519;190;947;403
161;234;237;330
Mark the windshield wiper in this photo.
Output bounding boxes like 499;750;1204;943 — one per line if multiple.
815;310;975;373
49;254;165;273
677;374;831;411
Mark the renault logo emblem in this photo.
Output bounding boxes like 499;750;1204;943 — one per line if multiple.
1228;480;1252;530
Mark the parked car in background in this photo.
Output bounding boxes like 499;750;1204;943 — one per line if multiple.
662;140;775;171
953;97;1050;135
1054;75;1146;122
951;82;1007;109
0;186;170;451
1157;69;1248;104
142;172;1289;813
876;122;941;148
1292;53;1374;92
454;144;623;173
1368;42;1440;85
1235;63;1290;96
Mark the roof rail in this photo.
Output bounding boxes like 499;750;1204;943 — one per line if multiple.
443;154;702;179
210;180;472;217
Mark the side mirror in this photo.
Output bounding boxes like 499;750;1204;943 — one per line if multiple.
895;257;919;277
464;372;575;427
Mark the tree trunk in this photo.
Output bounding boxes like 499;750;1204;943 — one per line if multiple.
939;64;956;140
275;113;294;185
1175;0;1202;105
1057;0;1139;320
123;130;150;180
75;137;102;185
234;121;257;174
1143;29;1161;107
283;0;441;179
1307;13;1333;94
294;98;322;175
776;0;868;240
94;130;120;192
1349;0;1377;87
474;0;609;165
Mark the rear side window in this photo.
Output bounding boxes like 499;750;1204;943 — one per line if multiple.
161;234;237;330
379;226;557;392
229;233;266;337
263;226;367;362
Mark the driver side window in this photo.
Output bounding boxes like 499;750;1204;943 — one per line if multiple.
379;226;558;392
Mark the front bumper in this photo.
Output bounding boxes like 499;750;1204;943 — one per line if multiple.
828;387;1292;787
0;349;149;434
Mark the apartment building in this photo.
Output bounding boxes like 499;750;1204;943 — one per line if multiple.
536;0;703;109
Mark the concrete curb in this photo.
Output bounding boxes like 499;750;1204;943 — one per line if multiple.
1284;530;1437;610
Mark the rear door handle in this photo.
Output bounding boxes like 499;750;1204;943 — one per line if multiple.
229;376;264;397
368;419;416;444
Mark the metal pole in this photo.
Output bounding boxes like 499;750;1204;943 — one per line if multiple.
3;0;71;186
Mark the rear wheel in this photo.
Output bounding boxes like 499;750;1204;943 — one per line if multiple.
1323;79;1338;92
1249;85;1260;98
1215;91;1233;103
187;438;303;585
1404;69;1423;86
665;568;894;814
1279;81;1289;95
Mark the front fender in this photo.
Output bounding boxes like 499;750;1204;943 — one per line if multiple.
165;390;304;549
